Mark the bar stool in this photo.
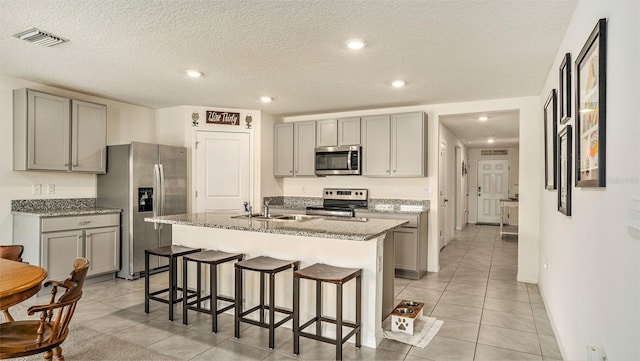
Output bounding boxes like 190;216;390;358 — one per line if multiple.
144;245;201;321
182;250;244;332
293;263;362;361
234;256;300;349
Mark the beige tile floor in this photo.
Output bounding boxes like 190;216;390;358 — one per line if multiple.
11;224;562;360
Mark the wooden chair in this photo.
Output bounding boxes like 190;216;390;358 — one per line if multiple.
0;257;89;361
0;245;24;262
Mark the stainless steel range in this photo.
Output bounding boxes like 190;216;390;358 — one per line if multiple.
305;188;368;217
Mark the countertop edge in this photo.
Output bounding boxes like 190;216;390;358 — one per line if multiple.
12;208;123;217
145;216;407;241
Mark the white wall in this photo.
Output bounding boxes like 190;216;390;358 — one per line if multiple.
467;146;520;224
538;1;640;359
155;106;273;212
283;96;540;278
0;75;156;245
439;124;468;244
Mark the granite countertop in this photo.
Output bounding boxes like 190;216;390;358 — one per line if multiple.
265;196;430;215
145;212;407;241
11;198;121;217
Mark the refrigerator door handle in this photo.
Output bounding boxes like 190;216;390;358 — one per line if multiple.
153;164;160;230
159;163;166;230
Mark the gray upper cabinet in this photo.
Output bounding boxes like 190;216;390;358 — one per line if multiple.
274;123;294;176
71;100;107;173
316;119;337;147
274;121;316;177
361;114;391;176
362;112;427;177
315;117;361;147
13;89;107;173
293;121;316;176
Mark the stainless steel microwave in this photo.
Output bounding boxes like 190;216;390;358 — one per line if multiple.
314;145;361;176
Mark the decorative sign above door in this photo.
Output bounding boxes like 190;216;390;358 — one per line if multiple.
206;111;240;125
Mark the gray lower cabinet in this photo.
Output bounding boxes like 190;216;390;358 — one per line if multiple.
14;213;120;281
357;211;428;279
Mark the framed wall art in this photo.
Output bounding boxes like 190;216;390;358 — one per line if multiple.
206;110;240;125
559;53;571;124
558;125;572;216
544;89;558;190
575;18;607;187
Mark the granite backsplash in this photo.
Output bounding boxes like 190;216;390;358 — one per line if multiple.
11;198;97;212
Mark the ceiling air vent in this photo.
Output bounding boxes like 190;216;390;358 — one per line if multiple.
13;27;68;47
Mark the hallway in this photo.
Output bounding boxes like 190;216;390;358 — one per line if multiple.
393;224;562;360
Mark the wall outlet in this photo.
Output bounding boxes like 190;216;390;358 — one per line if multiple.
47;184;55;194
32;184;42;195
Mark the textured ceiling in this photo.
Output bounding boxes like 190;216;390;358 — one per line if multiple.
440;110;520;148
0;0;576;116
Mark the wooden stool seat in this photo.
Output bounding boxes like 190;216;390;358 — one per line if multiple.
183;250;242;264
235;256;299;273
235;256;300;349
294;263;362;361
144;245;201;321
146;245;200;257
294;263;362;284
182;250;243;333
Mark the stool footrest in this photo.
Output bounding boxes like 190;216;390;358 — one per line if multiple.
299;317;361;345
239;314;293;329
149;287;198;305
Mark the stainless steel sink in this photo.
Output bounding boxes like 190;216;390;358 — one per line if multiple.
231;214;317;222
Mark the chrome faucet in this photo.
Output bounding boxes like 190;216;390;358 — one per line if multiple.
263;200;270;218
243;201;252;218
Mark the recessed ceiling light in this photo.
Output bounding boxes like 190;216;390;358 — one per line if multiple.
478;116;488;121
347;39;367;50
392;80;406;88
260;96;273;103
487;138;495;143
186;70;203;78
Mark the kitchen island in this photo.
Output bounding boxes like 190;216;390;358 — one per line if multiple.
146;212;407;348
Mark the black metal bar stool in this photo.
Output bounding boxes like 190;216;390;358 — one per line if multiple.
293;263;362;361
144;245;201;321
234;256;300;349
182;250;244;333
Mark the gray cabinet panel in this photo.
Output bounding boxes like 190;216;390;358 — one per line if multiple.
85;226;119;276
361;114;391;176
42;230;84;281
274;123;294;176
338;117;361;146
316;119;337;147
71;100;107;173
294;121;316;176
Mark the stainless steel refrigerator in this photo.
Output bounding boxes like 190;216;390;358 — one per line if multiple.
97;142;187;280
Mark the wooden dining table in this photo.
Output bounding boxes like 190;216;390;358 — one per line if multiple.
0;258;47;322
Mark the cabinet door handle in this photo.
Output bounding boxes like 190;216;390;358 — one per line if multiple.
386;170;390;173
78;220;91;225
393;170;397;173
65;163;70;166
73;163;78;167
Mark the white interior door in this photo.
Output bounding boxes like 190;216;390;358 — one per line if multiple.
438;141;447;250
477;159;509;224
195;131;251;213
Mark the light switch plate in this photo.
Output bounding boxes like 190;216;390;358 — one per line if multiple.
32;184;41;195
47;184;55;194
